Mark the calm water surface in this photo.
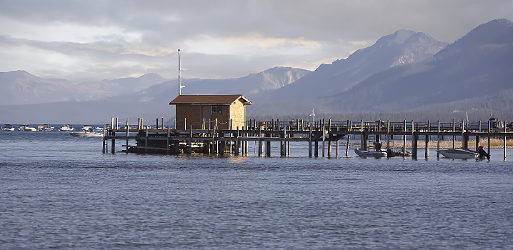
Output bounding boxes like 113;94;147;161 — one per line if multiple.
1;131;512;249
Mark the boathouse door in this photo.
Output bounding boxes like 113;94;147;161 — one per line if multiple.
201;105;211;127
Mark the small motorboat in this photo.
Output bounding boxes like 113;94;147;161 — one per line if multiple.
355;148;387;158
70;125;104;137
2;124;15;131
437;148;478;159
70;131;104;137
18;125;37;131
60;124;74;131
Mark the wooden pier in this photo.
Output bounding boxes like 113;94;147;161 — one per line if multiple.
103;118;512;160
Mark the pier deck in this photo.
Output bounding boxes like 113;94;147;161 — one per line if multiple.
103;118;513;160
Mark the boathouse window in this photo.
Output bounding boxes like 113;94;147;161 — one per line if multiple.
212;105;222;113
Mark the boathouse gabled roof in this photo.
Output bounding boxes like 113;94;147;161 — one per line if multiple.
169;94;252;105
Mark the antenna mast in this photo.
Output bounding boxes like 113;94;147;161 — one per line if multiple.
178;49;182;95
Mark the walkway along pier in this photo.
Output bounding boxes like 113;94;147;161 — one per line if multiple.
103;118;513;160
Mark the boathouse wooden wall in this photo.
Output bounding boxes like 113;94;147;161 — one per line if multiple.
229;99;246;129
175;99;246;130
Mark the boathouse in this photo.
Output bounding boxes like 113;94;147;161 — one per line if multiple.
169;94;252;130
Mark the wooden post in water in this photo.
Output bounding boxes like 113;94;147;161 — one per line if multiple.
328;119;332;158
125;118;129;154
386;120;390;150
102;125;106;154
402;120;406;156
322;119;325;158
236;126;240;156
412;120;417;160
504;121;507;161
111;131;115;154
488;120;491;156
322;125;325;157
425;120;430;159
281;127;287;157
346;120;351;157
161;118;164;130
462;121;468;150
258;125;263;157
309;124;312;158
476;121;482;151
452;119;456;149
437;120;440;159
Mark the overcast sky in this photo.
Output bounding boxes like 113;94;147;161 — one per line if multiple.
1;0;512;82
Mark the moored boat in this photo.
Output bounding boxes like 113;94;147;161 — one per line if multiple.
70;125;104;137
2;124;15;131
18;125;37;131
354;148;387;158
437;148;478;159
60;124;74;131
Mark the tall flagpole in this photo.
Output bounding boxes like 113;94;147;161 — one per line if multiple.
178;49;182;95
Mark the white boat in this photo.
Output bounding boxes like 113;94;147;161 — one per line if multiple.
70;131;104;137
2;124;15;131
43;124;54;131
437;148;478;159
70;125;103;137
18;125;37;131
60;124;74;131
354;148;387;158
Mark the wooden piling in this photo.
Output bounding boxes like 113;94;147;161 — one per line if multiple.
125;118;129;154
308;124;312;158
437;120;440;159
452;119;456;149
504;121;507;161
412;120;417;160
346;120;351;157
488;120;491;156
425;120;430;159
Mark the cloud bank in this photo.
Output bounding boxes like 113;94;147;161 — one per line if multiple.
1;0;512;81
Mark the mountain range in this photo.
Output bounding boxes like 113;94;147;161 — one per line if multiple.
269;29;449;101
327;18;513;114
1;19;512;124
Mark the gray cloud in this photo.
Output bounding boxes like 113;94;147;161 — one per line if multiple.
1;0;512;81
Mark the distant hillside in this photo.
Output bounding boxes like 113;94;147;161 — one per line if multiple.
86;73;167;96
131;67;311;103
0;71;167;105
268;29;448;100
0;67;311;123
328;19;513;114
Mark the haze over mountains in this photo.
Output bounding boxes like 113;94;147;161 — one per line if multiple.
0;71;167;105
1;19;512;124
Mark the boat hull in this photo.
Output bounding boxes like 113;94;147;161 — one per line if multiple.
437;149;478;159
70;132;104;137
354;148;387;158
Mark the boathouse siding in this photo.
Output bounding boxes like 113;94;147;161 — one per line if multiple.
169;95;251;129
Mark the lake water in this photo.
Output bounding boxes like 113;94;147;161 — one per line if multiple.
1;131;512;249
